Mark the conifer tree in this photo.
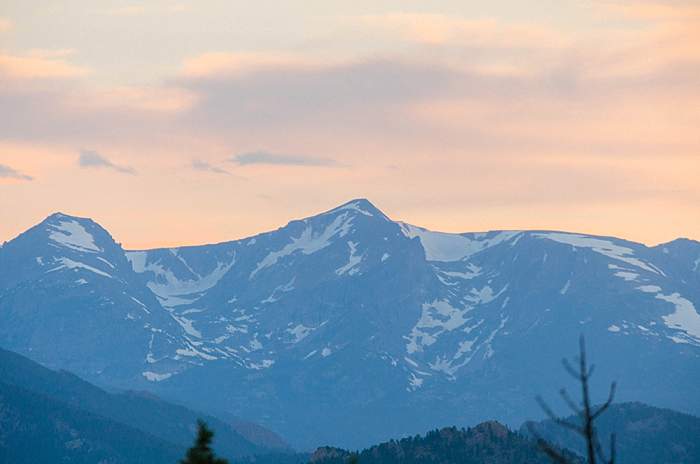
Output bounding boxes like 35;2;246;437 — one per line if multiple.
180;420;229;464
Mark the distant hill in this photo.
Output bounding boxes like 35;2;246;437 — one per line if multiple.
0;381;182;464
523;402;700;464
309;421;581;464
0;347;284;462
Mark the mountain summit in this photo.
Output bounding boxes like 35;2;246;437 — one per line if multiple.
1;199;699;448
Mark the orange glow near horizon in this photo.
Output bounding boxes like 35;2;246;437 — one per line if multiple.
1;1;698;248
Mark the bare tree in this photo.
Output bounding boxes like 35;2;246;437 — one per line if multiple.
528;335;617;464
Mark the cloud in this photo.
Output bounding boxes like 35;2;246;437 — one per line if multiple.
0;18;12;33
357;13;564;49
0;52;89;79
191;159;229;174
107;5;146;16
594;0;700;21
0;163;32;181
229;151;338;167
180;52;323;78
78;149;136;174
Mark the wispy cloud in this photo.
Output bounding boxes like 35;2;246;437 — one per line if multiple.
0;18;12;33
229;151;338;167
191;159;229;174
106;5;146;16
0;163;32;181
0;52;89;79
78;149;136;174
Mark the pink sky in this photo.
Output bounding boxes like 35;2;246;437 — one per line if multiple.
1;1;698;248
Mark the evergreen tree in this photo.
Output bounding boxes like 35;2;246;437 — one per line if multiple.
180;420;229;464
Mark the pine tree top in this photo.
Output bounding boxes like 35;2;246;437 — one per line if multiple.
180;420;229;464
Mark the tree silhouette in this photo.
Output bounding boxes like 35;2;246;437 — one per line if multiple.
180;420;229;464
529;336;616;464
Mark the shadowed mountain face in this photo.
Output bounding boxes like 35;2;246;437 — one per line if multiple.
1;199;699;448
523;402;700;464
0;347;275;461
0;381;183;464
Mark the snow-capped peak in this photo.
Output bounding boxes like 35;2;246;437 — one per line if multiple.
45;214;102;253
322;198;389;221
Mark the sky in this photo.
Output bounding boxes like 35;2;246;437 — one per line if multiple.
1;0;698;249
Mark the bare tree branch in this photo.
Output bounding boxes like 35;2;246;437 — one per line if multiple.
534;335;617;464
559;388;582;416
536;396;582;433
526;423;573;464
592;383;617;420
609;433;616;464
562;358;579;380
537;439;573;464
587;364;596;379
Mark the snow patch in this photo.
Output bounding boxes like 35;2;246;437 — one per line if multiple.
172;314;201;338
48;258;112;278
656;293;700;343
262;277;296;303
465;286;506;305
440;263;482;281
615;271;639;282
408;372;424;390
406;300;470;354
130;296;151;314
48;219;101;253
142;371;173;382
332;200;375;217
560;279;571;295
336;241;362;276
400;224;519;262
247;359;275;370
176;346;217;360
406;286;506;355
251;212;354;278
286;323;314;343
535;233;660;274
96;257;115;269
637;285;662;293
126;251;234;307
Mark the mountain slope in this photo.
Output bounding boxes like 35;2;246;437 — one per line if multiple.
0;213;190;384
1;199;699;449
0;381;183;464
309;422;581;464
0;347;273;459
523;402;700;464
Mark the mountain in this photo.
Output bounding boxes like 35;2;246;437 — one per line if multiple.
0;347;276;460
523;402;700;464
1;199;699;449
0;212;188;383
309;422;581;464
0;381;182;464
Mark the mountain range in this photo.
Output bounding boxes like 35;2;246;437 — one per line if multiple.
1;199;698;449
4;344;697;464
